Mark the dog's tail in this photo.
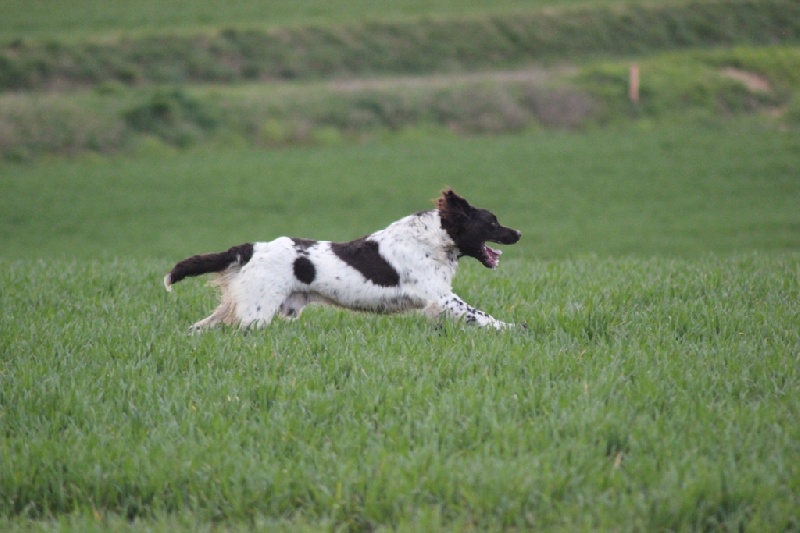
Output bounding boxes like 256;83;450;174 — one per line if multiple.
164;243;254;291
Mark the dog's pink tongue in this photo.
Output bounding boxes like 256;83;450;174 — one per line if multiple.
485;245;502;267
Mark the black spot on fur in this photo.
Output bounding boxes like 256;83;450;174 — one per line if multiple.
167;243;253;285
292;238;317;255
293;256;316;284
331;238;400;287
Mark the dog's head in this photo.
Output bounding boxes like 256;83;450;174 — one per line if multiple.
437;188;521;269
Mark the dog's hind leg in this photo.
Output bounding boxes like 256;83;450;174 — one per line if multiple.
234;281;296;329
189;300;235;333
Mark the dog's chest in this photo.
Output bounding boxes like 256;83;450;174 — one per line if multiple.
372;214;458;285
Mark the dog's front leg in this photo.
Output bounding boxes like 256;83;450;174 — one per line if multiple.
438;293;513;330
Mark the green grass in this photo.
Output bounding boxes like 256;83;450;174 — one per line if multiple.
1;0;663;42
3;44;800;160
2;120;799;261
2;119;799;530
3;0;800;529
1;254;798;531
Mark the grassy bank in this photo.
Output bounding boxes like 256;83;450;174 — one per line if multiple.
1;254;798;531
2;0;798;92
0;0;659;42
2;46;800;160
2;0;799;160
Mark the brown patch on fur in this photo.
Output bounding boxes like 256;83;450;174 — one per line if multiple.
331;238;400;287
436;188;471;222
291;238;317;252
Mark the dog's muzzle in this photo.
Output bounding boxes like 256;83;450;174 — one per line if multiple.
496;228;522;245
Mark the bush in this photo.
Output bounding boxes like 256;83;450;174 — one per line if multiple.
123;89;219;147
0;98;127;160
523;85;597;129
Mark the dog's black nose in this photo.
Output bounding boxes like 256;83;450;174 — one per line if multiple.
499;228;521;245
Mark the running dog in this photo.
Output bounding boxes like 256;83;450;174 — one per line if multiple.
164;188;521;331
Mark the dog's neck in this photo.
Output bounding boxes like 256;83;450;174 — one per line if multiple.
375;210;459;262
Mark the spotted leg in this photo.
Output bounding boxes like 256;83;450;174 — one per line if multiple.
438;293;513;330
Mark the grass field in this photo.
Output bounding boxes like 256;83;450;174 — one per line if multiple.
2;0;800;530
1;254;798;531
3;120;799;260
2;119;800;531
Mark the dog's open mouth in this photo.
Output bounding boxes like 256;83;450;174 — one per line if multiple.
483;244;503;269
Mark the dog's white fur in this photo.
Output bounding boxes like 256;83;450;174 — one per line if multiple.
165;190;520;331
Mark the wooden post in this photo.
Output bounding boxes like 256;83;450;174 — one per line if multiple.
629;63;640;106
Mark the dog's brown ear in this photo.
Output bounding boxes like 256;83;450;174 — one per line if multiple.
437;188;472;214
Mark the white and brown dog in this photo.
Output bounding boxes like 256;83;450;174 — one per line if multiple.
164;189;521;331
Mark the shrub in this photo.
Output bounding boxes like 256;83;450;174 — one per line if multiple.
0;98;127;160
522;85;597;129
123;89;219;147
